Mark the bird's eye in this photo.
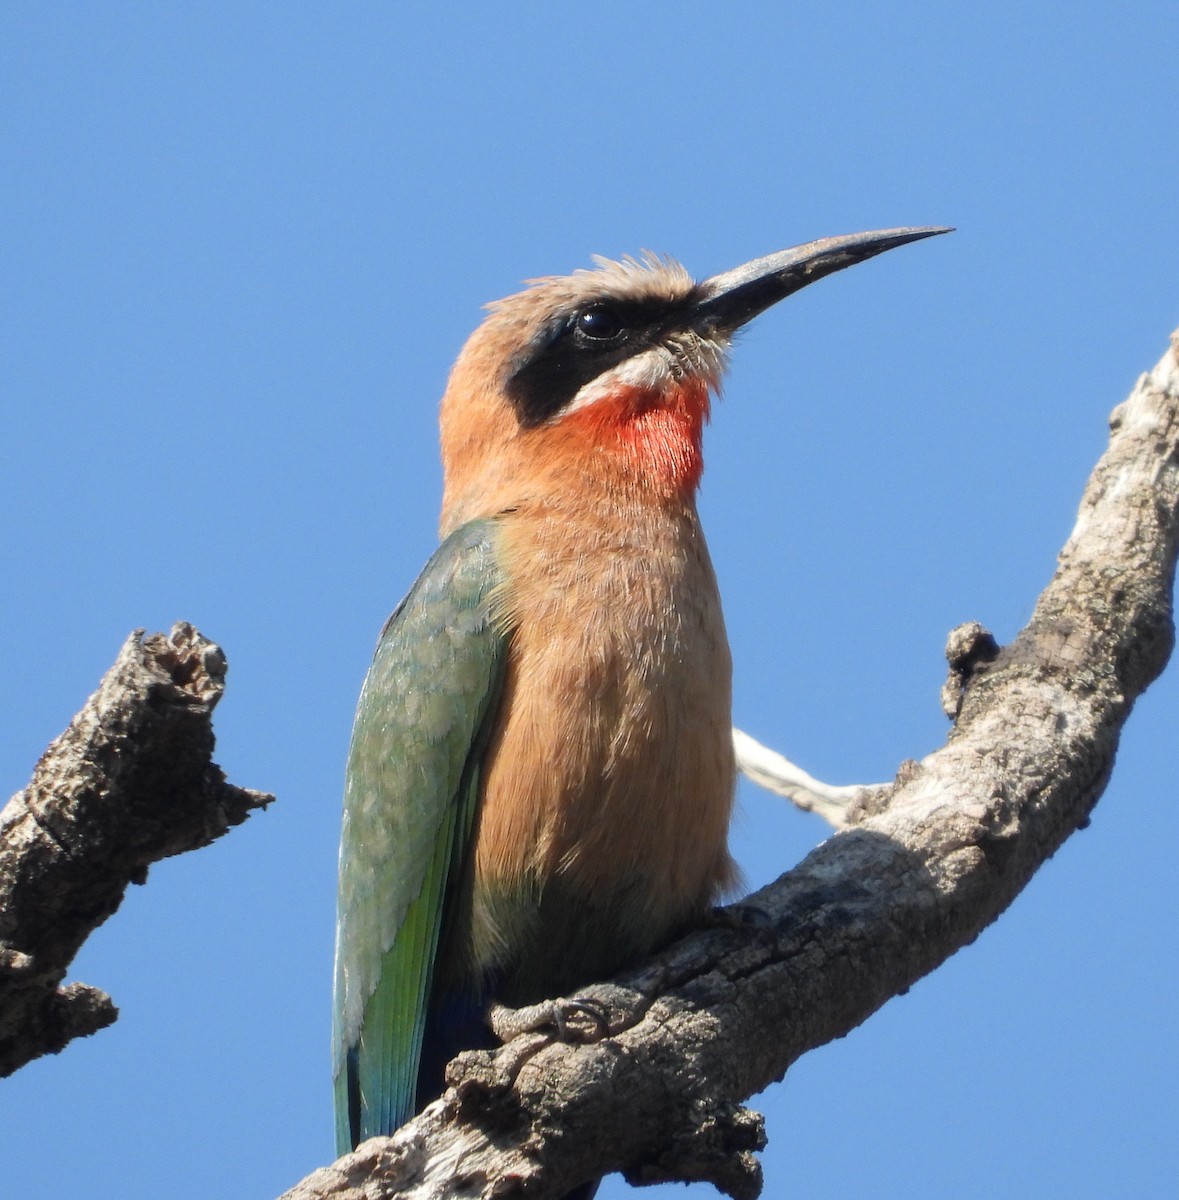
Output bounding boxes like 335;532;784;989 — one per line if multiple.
575;305;624;341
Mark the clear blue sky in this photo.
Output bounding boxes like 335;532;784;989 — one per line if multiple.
3;5;1177;1198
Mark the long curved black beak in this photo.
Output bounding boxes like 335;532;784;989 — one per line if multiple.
693;226;951;334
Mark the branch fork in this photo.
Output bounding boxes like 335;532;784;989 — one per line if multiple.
4;333;1177;1200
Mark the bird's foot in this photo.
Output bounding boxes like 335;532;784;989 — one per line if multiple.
490;996;611;1044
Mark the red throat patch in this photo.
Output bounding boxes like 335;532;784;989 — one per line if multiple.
567;380;710;496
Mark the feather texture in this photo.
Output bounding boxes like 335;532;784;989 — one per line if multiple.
332;518;508;1152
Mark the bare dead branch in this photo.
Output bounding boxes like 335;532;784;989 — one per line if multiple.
0;622;272;1075
279;330;1179;1199
731;727;885;826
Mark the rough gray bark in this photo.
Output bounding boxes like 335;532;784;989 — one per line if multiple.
278;332;1179;1200
0;622;271;1076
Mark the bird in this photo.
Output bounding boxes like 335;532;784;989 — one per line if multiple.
332;226;947;1169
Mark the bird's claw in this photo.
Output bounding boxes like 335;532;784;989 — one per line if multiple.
490;996;611;1044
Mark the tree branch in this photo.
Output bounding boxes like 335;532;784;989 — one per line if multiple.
272;331;1179;1200
0;622;272;1076
730;726;884;827
280;333;1179;1199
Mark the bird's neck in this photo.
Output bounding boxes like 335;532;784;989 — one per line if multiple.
439;378;710;535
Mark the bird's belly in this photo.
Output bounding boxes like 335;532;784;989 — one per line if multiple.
466;542;736;1003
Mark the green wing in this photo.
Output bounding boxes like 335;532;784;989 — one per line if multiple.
332;518;508;1153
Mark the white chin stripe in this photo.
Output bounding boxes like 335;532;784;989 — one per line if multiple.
555;338;728;422
558;347;676;420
